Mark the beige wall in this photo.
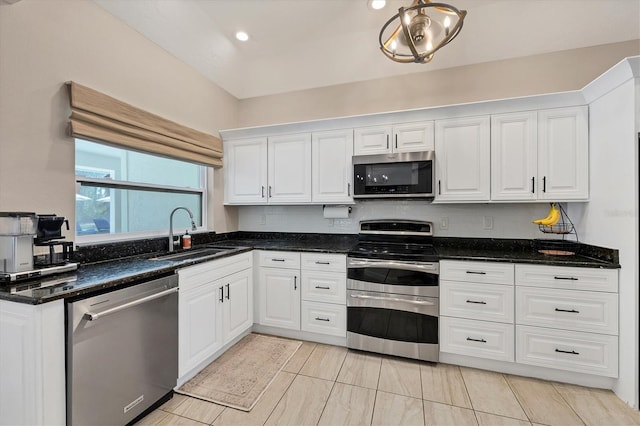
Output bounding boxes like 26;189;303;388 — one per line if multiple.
237;40;640;127
0;0;239;236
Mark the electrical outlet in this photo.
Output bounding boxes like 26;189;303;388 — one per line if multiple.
483;216;493;230
259;214;266;225
440;217;449;230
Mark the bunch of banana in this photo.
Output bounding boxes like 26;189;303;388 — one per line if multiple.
533;203;561;226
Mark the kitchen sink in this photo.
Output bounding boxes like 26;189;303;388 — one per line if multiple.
150;246;236;262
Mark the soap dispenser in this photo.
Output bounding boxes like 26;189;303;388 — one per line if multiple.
181;230;192;249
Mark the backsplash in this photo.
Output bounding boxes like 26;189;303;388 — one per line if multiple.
237;201;559;239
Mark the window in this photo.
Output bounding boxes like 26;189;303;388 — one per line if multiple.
75;139;206;240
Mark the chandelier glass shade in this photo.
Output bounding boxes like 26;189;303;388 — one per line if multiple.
379;0;467;64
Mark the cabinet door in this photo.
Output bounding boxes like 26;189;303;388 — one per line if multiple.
258;267;300;330
222;269;253;344
393;121;435;153
354;125;392;155
224;138;268;204
435;116;490;201
538;106;589;200
491;112;538;201
179;283;223;377
267;133;312;203
312;129;354;203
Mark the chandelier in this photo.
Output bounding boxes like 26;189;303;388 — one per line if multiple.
379;0;467;64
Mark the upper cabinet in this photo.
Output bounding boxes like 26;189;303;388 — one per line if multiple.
223;102;589;205
491;106;588;201
224;137;268;204
537;106;589;200
267;133;312;204
491;112;538;201
312;129;354;203
353;121;434;155
435;116;491;202
224;134;311;204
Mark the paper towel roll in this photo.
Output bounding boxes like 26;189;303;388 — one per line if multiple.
323;205;351;219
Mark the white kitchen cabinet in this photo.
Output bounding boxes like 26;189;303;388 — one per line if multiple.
222;268;253;344
300;253;347;337
312;129;354;203
224;134;311;205
435;116;491;201
440;260;515;362
257;251;301;330
268;133;312;203
537;106;589;200
179;277;223;377
224;137;268;204
440;316;515;362
0;299;66;426
491;107;589;201
178;252;253;379
514;264;619;378
354;121;434;155
491;111;538;201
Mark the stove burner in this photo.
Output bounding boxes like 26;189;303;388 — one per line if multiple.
348;220;438;262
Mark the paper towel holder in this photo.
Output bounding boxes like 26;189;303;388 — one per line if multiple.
322;205;352;213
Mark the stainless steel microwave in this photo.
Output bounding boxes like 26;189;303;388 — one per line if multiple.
353;151;435;199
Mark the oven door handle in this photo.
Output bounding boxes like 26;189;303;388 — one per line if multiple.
349;293;436;306
347;258;439;274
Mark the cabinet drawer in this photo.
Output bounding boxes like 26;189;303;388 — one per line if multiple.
440;261;514;285
515;265;618;292
441;281;514;323
516;287;618;335
301;271;346;304
301;301;346;337
258;251;301;269
516;325;618;377
440;316;514;362
178;252;253;291
301;253;346;272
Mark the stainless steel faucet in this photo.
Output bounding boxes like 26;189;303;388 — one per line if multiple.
168;207;197;252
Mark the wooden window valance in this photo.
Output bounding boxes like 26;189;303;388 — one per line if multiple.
66;82;223;167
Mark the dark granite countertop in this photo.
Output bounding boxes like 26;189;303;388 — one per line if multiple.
0;231;619;305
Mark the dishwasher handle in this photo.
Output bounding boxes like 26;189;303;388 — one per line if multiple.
84;287;178;321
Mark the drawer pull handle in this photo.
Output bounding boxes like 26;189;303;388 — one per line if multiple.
555;349;580;355
315;261;331;265
466;271;486;275
466;337;487;343
466;300;487;305
315;286;331;290
315;317;330;322
272;258;286;262
555;308;579;313
554;276;578;281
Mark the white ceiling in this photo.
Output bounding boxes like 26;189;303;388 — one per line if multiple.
94;0;640;99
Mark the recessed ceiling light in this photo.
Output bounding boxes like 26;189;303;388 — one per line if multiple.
235;31;249;42
368;0;386;10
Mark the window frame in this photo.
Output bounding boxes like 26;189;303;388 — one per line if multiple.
75;144;208;244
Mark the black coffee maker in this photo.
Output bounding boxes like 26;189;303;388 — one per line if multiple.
34;214;74;267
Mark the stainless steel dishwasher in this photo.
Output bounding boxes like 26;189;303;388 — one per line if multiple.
66;273;178;425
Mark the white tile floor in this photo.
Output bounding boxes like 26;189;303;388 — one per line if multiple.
138;340;640;426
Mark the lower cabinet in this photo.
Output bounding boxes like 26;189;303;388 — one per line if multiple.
258;266;300;330
514;264;619;378
256;251;346;338
178;252;253;379
440;260;620;379
440;260;515;362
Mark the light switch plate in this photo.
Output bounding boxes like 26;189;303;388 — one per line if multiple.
483;216;493;230
440;217;449;230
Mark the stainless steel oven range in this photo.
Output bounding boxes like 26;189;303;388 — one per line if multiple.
346;220;439;362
